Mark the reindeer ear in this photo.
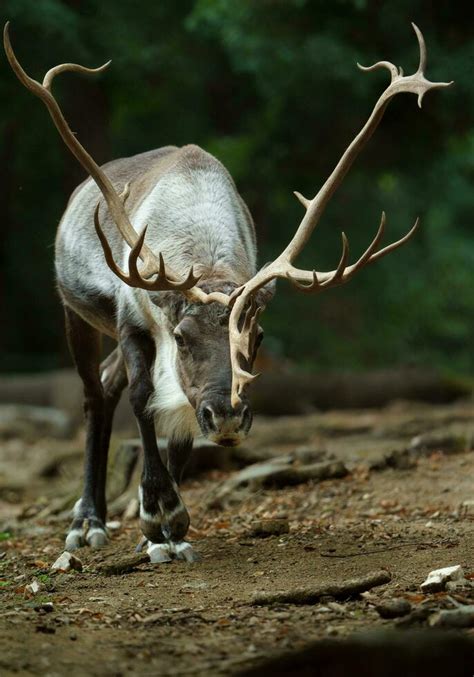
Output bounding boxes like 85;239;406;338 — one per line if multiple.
255;278;276;307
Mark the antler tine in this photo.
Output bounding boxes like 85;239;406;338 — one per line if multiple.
43;61;111;92
127;225;149;282
412;22;427;74
242;301;262;360
363;216;420;265
357;60;401;82
119;182;131;203
287;269;320;293
287;231;350;293
345;211;386;273
228;292;264;405
293;191;311;209
322;231;350;285
93;203;130;284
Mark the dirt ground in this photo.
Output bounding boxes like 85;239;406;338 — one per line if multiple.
0;399;473;676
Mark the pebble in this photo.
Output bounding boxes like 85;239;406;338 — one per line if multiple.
420;565;464;593
375;598;411;619
460;500;474;516
24;579;41;596
51;551;83;573
106;520;121;531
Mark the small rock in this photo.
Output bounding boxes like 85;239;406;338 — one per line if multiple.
375;598;412;619
250;518;290;538
51;551;83;573
460;500;474;516
420;565;464;593
273;611;291;620
429;606;474;628
327;602;346;614
24;579;41;596
106;520;121;531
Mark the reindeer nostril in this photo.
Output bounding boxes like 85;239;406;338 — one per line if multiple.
202;405;216;431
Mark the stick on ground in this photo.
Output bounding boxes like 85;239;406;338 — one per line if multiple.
250;569;391;606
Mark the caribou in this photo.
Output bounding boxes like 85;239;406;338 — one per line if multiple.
4;22;451;562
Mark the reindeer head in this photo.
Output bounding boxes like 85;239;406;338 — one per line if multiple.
151;281;273;446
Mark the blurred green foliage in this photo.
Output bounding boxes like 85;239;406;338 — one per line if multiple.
0;1;472;373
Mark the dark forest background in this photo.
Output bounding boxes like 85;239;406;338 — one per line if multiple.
0;1;472;377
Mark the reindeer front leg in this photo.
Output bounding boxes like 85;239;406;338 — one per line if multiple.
120;326;197;562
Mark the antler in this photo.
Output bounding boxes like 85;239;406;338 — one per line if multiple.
4;22;452;410
3;22;218;302
228;23;452;406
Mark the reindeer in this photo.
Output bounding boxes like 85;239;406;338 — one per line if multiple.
4;23;451;562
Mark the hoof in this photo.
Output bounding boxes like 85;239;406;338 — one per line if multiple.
145;539;200;564
86;527;109;549
147;543;173;564
65;528;85;551
65;516;108;551
171;541;201;563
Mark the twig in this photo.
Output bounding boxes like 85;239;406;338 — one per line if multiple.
95;553;149;576
250;569;391;606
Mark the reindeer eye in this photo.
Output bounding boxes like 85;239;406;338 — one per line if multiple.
174;333;185;348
